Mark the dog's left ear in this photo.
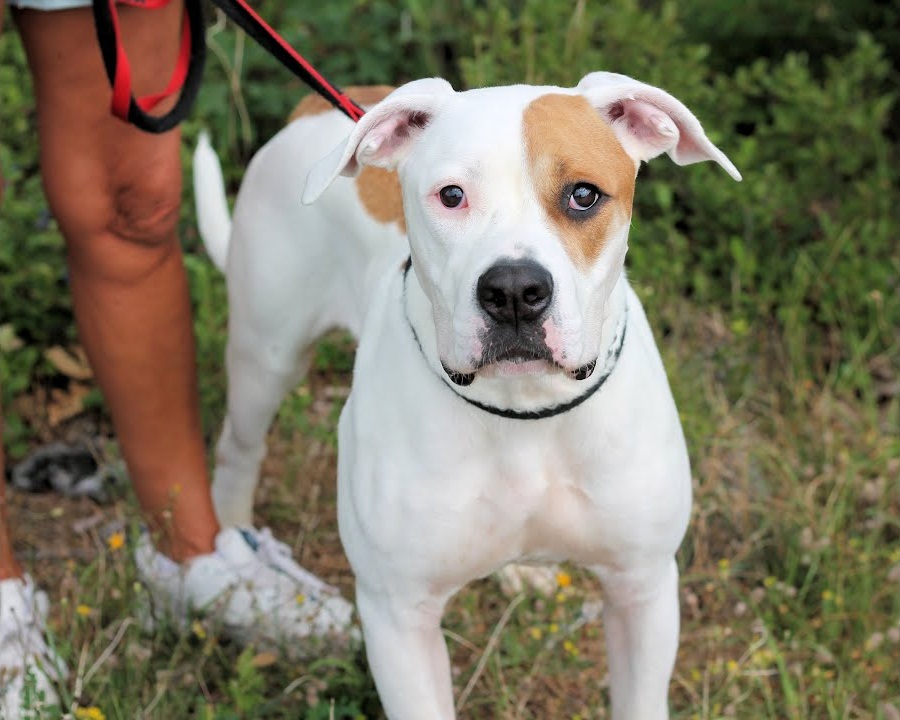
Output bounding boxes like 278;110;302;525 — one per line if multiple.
577;71;741;181
303;78;454;204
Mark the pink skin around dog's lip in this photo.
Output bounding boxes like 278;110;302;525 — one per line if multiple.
542;318;568;366
445;319;580;379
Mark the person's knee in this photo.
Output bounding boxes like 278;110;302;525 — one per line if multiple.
43;134;183;256
105;168;183;249
47;151;184;286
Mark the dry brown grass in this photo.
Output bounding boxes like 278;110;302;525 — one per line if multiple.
7;294;899;718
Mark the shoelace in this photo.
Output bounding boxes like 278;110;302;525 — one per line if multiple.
246;527;336;597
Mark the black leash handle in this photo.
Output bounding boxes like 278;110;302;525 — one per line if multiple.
92;0;365;134
92;0;207;134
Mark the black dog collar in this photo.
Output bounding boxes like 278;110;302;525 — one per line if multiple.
402;259;627;420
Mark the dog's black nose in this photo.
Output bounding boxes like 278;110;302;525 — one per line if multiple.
477;259;553;327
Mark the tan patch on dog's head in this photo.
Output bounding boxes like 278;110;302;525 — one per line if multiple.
523;93;637;268
356;166;405;232
289;85;396;122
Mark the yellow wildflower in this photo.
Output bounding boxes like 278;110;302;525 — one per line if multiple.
75;707;106;720
192;620;206;640
76;604;91;617
556;571;572;588
529;627;542;640
107;532;125;552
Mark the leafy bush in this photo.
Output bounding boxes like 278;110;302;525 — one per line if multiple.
0;32;73;455
0;34;71;351
677;37;899;390
676;0;900;79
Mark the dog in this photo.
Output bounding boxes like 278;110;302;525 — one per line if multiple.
194;71;741;719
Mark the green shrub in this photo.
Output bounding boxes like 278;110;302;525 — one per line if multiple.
674;0;900;78
0;33;71;351
640;36;897;393
0;32;72;456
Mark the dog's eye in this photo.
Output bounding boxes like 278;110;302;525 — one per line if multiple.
568;183;601;211
439;185;466;208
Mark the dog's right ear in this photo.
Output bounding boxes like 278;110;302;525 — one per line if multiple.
577;71;742;181
303;78;454;204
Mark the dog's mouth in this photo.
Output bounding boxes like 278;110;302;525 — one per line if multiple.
441;352;598;387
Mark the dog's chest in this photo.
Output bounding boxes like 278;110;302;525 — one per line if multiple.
470;444;617;566
385;432;633;590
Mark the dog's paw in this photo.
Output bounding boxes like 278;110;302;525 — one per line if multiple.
496;564;560;597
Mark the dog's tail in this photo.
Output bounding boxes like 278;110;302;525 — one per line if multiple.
193;131;232;273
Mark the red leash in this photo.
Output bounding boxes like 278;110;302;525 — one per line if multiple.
91;0;365;133
210;0;365;122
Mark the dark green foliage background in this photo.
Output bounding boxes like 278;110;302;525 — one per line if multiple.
1;0;898;454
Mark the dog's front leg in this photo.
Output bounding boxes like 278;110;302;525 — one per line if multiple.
356;585;455;720
594;558;680;720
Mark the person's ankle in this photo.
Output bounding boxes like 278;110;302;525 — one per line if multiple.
0;561;25;582
148;526;218;564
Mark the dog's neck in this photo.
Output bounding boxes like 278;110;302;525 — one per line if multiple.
402;259;629;420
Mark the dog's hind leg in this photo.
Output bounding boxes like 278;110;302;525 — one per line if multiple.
211;240;363;528
593;558;680;720
211;343;312;528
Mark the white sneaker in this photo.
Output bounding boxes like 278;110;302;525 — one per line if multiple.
134;527;357;659
0;575;67;719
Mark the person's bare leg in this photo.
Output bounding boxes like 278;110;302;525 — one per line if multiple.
14;3;218;562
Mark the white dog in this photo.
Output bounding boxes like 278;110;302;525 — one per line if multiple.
194;72;740;719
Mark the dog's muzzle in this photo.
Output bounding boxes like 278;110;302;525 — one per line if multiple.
443;258;597;387
403;257;627;419
440;258;597;386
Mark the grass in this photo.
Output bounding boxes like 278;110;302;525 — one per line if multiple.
10;276;898;719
